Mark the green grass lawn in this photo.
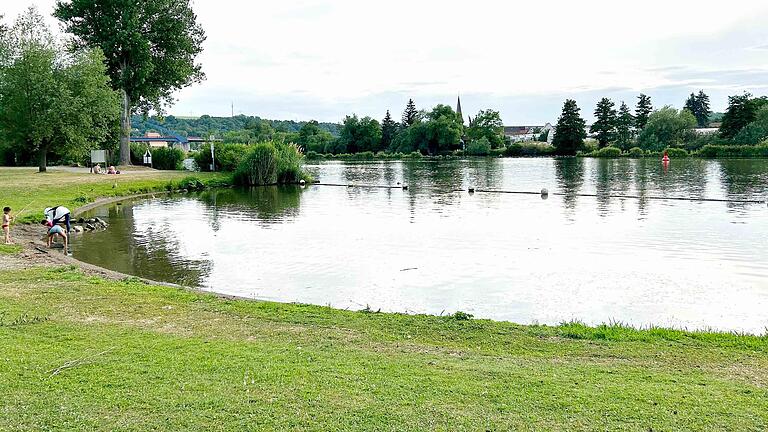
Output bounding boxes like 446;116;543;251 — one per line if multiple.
0;266;767;431
0;167;231;223
0;168;767;430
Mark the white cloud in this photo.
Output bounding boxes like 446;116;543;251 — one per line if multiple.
5;0;768;122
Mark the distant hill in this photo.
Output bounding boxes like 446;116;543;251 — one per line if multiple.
709;112;724;123
131;114;341;138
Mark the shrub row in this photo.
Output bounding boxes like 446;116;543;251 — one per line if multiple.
305;151;423;160
697;143;768;158
130;143;185;170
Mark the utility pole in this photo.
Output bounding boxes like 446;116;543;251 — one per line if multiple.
210;134;216;172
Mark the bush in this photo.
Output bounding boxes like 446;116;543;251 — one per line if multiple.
403;151;423;159
697;143;768;158
465;137;491;156
234;142;307;186
489;148;505;157
594;146;622;158
664;147;689;158
627;147;644;157
503;142;556;157
275;142;305;184
194;143;249;172
684;132;727;151
150;147;185;170
130;142;149;165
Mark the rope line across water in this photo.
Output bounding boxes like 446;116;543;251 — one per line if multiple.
313;183;767;205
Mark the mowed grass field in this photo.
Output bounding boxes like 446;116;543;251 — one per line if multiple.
0;167;231;223
0;167;766;430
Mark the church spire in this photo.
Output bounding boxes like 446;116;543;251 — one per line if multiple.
456;95;463;123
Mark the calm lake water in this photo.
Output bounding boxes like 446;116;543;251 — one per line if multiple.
72;158;768;333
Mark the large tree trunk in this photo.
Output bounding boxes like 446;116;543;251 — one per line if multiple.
120;89;132;166
38;148;47;173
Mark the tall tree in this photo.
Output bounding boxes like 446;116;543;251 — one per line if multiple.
0;8;119;172
684;90;712;128
337;115;382;153
297;120;335;153
590;98;617;148
615;101;635;149
635;94;653;130
467;109;504;148
694;90;712;128
684;93;698;117
719;93;768;139
424;104;463;155
553;99;587;155
636;106;696;151
55;0;206;165
401;99;418;128
381;110;398;150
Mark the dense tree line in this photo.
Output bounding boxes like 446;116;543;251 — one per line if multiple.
299;100;506;157
131;114;341;139
553;89;768;155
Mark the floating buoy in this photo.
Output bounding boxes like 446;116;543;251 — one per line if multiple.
541;188;549;196
468;187;475;193
299;179;306;186
402;185;408;190
662;150;670;163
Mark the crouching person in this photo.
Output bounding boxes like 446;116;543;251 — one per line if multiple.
44;206;71;233
42;220;68;252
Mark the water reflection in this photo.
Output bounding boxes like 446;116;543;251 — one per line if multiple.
554;158;585;213
719;159;768;210
198;186;303;223
77;201;212;286
72;158;768;333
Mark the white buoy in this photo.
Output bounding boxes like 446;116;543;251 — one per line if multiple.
541;188;549;196
299;179;306;185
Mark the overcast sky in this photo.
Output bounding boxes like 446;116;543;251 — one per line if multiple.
5;0;768;124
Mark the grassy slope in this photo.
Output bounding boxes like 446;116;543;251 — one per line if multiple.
0;267;766;431
0;167;231;223
0;168;766;430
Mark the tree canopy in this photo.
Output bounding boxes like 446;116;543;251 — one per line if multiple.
381;110;398;150
635;94;653;130
732;106;768;145
720;93;768;140
55;0;206;165
401;99;418;128
590;98;617;148
467;109;504;149
684;90;712;128
553;99;586;155
337;115;382;153
636;106;696;151
297;120;336;154
615;102;635;150
0;7;119;171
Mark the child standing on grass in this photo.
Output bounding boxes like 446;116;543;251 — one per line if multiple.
3;207;12;244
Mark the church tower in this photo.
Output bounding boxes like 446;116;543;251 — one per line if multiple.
456;95;463;124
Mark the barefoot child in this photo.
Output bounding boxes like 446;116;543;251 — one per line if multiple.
42;220;68;252
2;207;12;244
